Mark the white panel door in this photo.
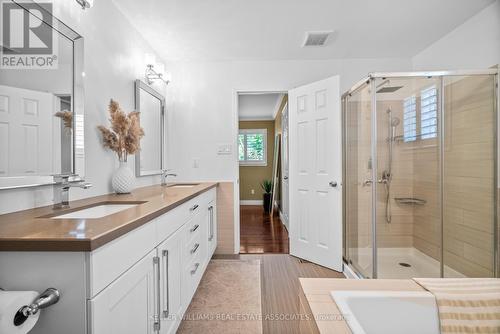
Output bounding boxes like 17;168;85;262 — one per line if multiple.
281;102;290;229
288;76;342;271
89;249;157;334
0;85;54;176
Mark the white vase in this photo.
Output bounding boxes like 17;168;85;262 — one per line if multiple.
112;161;135;194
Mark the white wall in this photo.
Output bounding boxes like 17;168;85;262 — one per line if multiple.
166;58;412;182
0;0;168;214
412;0;500;70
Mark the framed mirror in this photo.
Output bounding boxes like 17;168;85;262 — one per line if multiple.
0;0;85;189
134;80;165;176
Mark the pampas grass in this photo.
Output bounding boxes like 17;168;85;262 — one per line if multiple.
97;99;144;162
55;111;73;129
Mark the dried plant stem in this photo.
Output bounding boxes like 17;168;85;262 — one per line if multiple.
97;99;144;162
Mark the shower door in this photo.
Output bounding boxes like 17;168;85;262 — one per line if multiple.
374;76;443;279
343;81;375;278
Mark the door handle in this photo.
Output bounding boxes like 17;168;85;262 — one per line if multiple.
208;206;214;241
153;256;161;332
329;181;338;188
161;250;169;317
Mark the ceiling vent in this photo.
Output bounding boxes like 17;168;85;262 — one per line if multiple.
302;31;332;47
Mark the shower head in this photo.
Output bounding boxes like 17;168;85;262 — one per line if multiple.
377;86;404;93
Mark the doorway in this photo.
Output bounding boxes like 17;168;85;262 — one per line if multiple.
237;92;289;254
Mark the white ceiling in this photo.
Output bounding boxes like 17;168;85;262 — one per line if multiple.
238;93;283;120
112;0;494;61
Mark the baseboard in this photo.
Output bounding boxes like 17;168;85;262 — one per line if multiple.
240;200;263;205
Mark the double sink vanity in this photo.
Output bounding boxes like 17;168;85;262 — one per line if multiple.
0;183;218;334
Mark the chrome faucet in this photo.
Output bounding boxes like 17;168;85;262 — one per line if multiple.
161;169;177;186
53;174;92;209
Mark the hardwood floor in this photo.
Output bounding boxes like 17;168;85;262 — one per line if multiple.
213;254;345;334
240;205;289;254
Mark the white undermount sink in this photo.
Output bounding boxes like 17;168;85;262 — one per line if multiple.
51;203;139;219
331;290;440;334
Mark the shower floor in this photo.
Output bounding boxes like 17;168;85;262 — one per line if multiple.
348;247;465;279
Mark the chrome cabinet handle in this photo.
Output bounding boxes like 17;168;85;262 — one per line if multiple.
284;176;289;180
190;263;200;275
329;181;338;187
208;206;214;241
161;250;169;317
190;224;199;233
190;243;200;254
190;204;199;212
153;256;161;332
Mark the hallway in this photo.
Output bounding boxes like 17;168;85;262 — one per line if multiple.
240;206;289;254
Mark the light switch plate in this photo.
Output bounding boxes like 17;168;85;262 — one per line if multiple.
217;144;232;155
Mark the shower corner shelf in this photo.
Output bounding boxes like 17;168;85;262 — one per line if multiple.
394;197;427;206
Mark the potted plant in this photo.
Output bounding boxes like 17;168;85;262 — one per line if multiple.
98;99;144;194
261;179;272;213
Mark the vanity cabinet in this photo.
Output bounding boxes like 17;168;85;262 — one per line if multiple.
87;188;216;334
0;186;217;334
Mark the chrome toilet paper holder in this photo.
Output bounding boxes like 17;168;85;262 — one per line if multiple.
13;288;60;326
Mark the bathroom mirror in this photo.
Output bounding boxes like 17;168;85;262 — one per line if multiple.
0;1;85;189
134;80;165;176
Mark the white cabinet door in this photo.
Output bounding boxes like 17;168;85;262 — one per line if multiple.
158;230;182;334
207;201;217;258
89;249;158;334
288;76;343;271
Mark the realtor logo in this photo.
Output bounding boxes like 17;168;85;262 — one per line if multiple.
1;1;58;69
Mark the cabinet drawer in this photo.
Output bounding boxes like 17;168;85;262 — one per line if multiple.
156;195;202;245
184;214;203;240
183;229;204;264
182;249;206;306
89;221;157;297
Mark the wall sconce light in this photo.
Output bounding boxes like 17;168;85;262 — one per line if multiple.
75;0;94;9
145;64;171;85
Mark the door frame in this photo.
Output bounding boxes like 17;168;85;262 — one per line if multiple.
231;88;288;254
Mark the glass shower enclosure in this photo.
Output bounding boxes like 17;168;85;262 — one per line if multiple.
342;69;498;279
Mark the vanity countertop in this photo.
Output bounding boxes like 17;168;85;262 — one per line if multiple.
0;183;218;252
299;278;424;334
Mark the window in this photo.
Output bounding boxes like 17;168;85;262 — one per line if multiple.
403;95;417;142
420;86;438;139
239;129;267;166
403;85;438;142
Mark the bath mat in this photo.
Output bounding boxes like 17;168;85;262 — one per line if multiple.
178;259;263;334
